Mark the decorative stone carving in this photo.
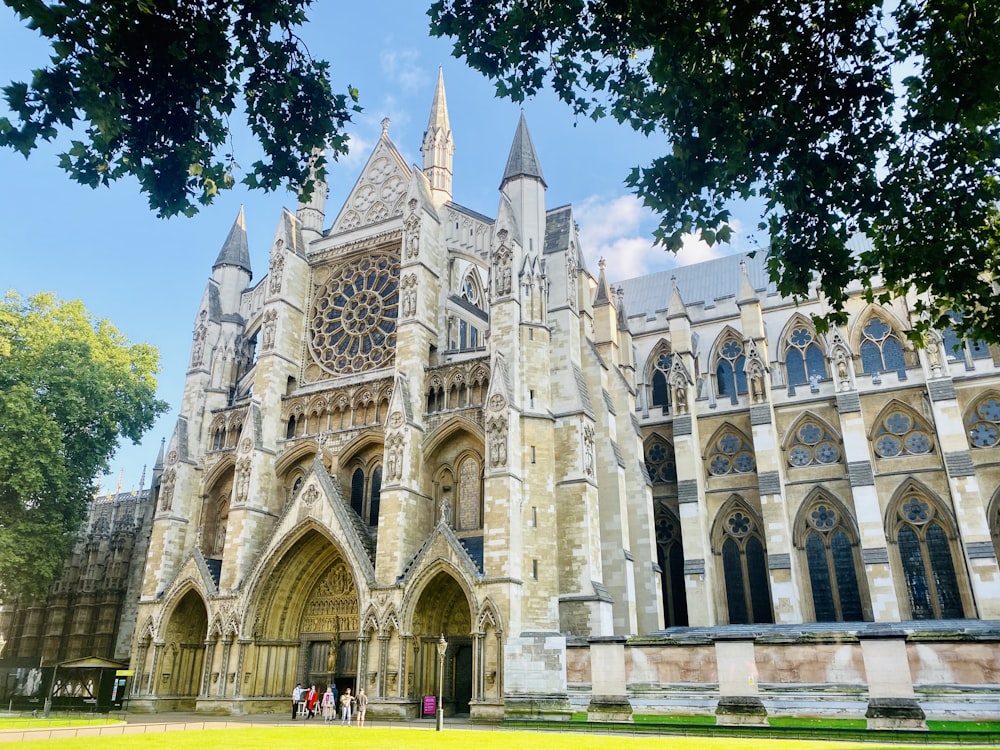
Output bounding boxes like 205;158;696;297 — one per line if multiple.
234;458;251;503
386;434;404;481
404;215;421;259
191;323;207;367
566;247;578;311
159;468;176;511
302;485;319;506
401;274;418;318
487;416;508;468
268;251;284;295
261;309;277;351
583;424;595;476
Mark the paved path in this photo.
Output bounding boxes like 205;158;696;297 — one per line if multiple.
0;712;485;742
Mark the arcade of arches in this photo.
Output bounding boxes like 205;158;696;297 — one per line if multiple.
133;530;499;716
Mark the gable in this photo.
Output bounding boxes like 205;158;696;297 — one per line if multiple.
330;136;413;235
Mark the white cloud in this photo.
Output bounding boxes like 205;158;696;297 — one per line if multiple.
575;193;745;280
380;48;430;93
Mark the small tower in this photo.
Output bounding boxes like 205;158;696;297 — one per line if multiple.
296;149;328;243
421;68;454;205
500;112;546;258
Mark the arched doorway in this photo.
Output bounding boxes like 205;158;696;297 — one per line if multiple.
160;589;208;706
246;528;361;700
411;571;473;716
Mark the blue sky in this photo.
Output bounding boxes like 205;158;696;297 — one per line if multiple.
1;2;755;491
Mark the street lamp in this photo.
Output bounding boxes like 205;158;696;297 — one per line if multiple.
435;633;447;731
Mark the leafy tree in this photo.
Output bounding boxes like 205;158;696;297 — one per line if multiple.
429;0;1000;345
0;292;168;600
1;0;360;218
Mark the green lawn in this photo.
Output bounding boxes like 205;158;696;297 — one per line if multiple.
7;727;992;750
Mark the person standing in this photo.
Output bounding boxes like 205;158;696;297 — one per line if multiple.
340;687;352;724
291;683;303;720
321;684;335;722
355;688;368;727
305;684;319;719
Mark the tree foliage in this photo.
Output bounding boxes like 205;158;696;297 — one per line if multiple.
1;0;360;217
430;0;1000;344
0;292;168;600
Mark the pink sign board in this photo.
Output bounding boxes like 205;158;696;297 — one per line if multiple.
422;695;436;716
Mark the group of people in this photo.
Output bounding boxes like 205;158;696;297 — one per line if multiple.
291;682;368;726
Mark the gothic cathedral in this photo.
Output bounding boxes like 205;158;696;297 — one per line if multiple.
129;73;1000;723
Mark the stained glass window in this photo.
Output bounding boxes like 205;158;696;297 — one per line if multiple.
873;410;934;458
645;439;678;484
350;468;365;517
708;432;756;476
967;397;1000;449
650;349;672;411
894;491;964;619
368;467;382;526
656;513;688;627
716;337;747;404
785;326;828;387
801;500;865;622
788;421;841;467
719;507;773;624
860;317;906;377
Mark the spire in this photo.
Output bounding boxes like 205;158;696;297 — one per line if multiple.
667;275;687;319
421;67;454;202
594;257;613;307
737;257;757;305
297;148;327;240
214;206;252;277
501;112;546;188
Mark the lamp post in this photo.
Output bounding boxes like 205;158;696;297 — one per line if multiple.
435;633;447;731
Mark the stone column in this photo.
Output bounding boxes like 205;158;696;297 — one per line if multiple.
146;644;162;695
201;639;216;697
233;641;247;698
133;641;149;696
217;638;232;697
713;634;766;725
859;627;926;730
838;391;901;621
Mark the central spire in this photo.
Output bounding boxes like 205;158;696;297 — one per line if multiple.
421;67;454;204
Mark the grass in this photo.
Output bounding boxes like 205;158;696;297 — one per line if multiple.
7;727;990;750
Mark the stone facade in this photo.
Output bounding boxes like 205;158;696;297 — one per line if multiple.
125;74;1000;723
0;486;154;682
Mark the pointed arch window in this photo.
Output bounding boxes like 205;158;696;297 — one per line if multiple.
860;317;906;377
718;505;773;624
785;325;827;388
716;337;747;404
799;498;864;622
461;271;484;311
368;466;382;526
645;437;677;484
788;421;841;467
708;431;756;476
967;396;1000;449
656;512;688;627
350;468;365;517
893;490;964;619
349;463;383;527
457;455;483;531
873;409;933;458
942;313;992;364
650;350;672;412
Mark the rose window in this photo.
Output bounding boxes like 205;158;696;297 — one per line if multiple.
309;252;400;375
